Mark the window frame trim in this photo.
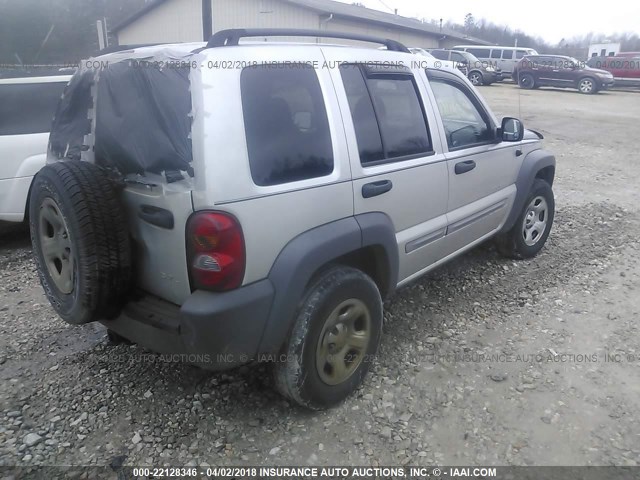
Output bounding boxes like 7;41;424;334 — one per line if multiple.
340;63;435;168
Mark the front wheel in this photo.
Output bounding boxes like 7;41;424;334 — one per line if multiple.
578;77;598;94
496;179;555;259
274;266;383;410
469;71;483;86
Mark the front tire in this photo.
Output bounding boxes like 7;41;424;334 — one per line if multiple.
518;73;536;89
469;71;484;86
578;77;598;94
274;266;383;410
496;179;555;259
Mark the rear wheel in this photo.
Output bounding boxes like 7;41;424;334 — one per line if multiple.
30;161;132;325
274;266;382;410
578;77;598;94
518;73;536;89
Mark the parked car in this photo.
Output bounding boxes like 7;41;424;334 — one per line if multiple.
514;55;615;94
429;49;500;85
32;29;556;410
586;56;640;80
453;45;539;79
0;73;72;222
407;47;455;70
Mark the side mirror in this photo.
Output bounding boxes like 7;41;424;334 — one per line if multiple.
500;117;524;142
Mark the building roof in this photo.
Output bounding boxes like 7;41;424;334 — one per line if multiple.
283;0;491;45
112;0;491;46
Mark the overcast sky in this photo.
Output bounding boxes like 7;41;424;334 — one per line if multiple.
335;0;640;44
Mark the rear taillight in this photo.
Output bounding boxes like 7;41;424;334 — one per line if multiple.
186;212;245;292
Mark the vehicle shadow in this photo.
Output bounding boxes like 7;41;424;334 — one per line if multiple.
0;221;30;249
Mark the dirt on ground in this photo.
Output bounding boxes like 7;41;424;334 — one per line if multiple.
1;83;640;470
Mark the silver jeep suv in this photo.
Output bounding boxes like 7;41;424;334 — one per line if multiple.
30;29;555;410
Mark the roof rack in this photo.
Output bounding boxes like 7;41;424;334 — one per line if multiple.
99;43;163;55
205;28;410;53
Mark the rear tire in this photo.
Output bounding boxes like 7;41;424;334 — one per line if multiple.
518;73;536;89
496;179;555;259
30;161;132;325
274;266;382;410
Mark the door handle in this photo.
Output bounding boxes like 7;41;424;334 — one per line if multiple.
455;160;476;175
362;180;393;199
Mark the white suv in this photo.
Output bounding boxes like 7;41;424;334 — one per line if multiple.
0;73;71;222
30;29;556;409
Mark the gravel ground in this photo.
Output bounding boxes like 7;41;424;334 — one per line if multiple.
1;83;640;470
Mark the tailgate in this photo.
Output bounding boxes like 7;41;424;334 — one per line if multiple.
122;175;194;306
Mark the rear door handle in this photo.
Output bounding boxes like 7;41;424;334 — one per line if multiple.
455;160;476;175
362;180;393;199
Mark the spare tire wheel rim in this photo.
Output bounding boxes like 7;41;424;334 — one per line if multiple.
316;298;371;386
39;198;75;294
522;195;549;247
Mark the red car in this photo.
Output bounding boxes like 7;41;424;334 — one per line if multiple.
587;56;640;79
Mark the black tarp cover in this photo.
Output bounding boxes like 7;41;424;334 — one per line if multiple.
49;71;93;161
49;56;193;174
94;62;192;174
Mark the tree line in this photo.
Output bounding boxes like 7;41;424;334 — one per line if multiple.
1;1;638;66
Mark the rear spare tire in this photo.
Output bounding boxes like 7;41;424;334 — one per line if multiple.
29;161;132;325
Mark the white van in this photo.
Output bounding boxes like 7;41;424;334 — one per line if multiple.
0;74;72;222
453;45;539;77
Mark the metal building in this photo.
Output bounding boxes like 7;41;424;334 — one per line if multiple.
112;0;490;49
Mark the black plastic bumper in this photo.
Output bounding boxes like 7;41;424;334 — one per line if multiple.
101;280;274;371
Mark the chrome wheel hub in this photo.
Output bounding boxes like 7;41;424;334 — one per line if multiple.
522;196;548;247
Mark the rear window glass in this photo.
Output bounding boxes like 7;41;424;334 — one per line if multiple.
241;65;333;186
0;82;67;136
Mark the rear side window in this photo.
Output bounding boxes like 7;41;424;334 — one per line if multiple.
0;81;67;136
491;50;502;59
502;50;514;60
241;65;333;186
340;64;432;165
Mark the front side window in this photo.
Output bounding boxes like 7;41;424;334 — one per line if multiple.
430;79;493;150
451;52;468;63
431;50;449;60
515;50;528;59
241;65;333;186
0;81;67;136
340;65;432;165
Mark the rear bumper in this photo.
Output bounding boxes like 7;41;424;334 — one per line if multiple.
101;280;274;371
